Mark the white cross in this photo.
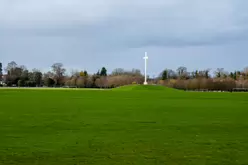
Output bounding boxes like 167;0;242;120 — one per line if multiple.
143;52;148;85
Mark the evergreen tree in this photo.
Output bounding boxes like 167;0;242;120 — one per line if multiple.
161;70;168;80
83;70;88;77
205;70;209;79
100;67;107;76
234;71;237;80
195;70;199;78
230;72;234;79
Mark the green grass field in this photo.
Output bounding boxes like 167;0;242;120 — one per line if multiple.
1;85;248;165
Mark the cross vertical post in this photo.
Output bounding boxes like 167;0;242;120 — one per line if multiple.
143;52;148;85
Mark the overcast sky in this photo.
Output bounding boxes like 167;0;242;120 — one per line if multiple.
1;0;248;76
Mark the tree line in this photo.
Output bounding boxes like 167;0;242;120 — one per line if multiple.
0;61;143;88
0;61;248;91
158;67;248;91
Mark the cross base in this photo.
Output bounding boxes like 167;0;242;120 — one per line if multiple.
143;82;148;85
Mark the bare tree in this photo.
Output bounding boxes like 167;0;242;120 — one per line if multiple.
32;69;43;87
85;76;93;88
244;67;248;79
131;69;142;76
214;68;228;78
76;77;85;88
51;63;66;86
195;69;211;79
111;68;125;76
165;69;177;79
0;62;2;82
70;69;79;77
5;61;17;73
177;66;187;79
95;77;108;88
177;67;187;75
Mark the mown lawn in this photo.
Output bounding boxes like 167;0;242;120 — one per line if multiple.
0;87;248;165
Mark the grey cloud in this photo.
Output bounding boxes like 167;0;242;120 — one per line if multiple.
1;0;248;48
1;0;248;75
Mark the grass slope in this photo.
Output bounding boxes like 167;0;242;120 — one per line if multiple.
0;88;248;165
113;84;180;92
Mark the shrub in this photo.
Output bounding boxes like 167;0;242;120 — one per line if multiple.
107;75;143;88
76;77;85;88
85;76;93;88
44;78;55;87
25;81;36;87
243;80;248;88
187;79;199;90
18;80;25;87
6;81;12;87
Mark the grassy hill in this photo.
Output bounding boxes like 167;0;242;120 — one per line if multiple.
0;88;248;165
113;84;181;92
